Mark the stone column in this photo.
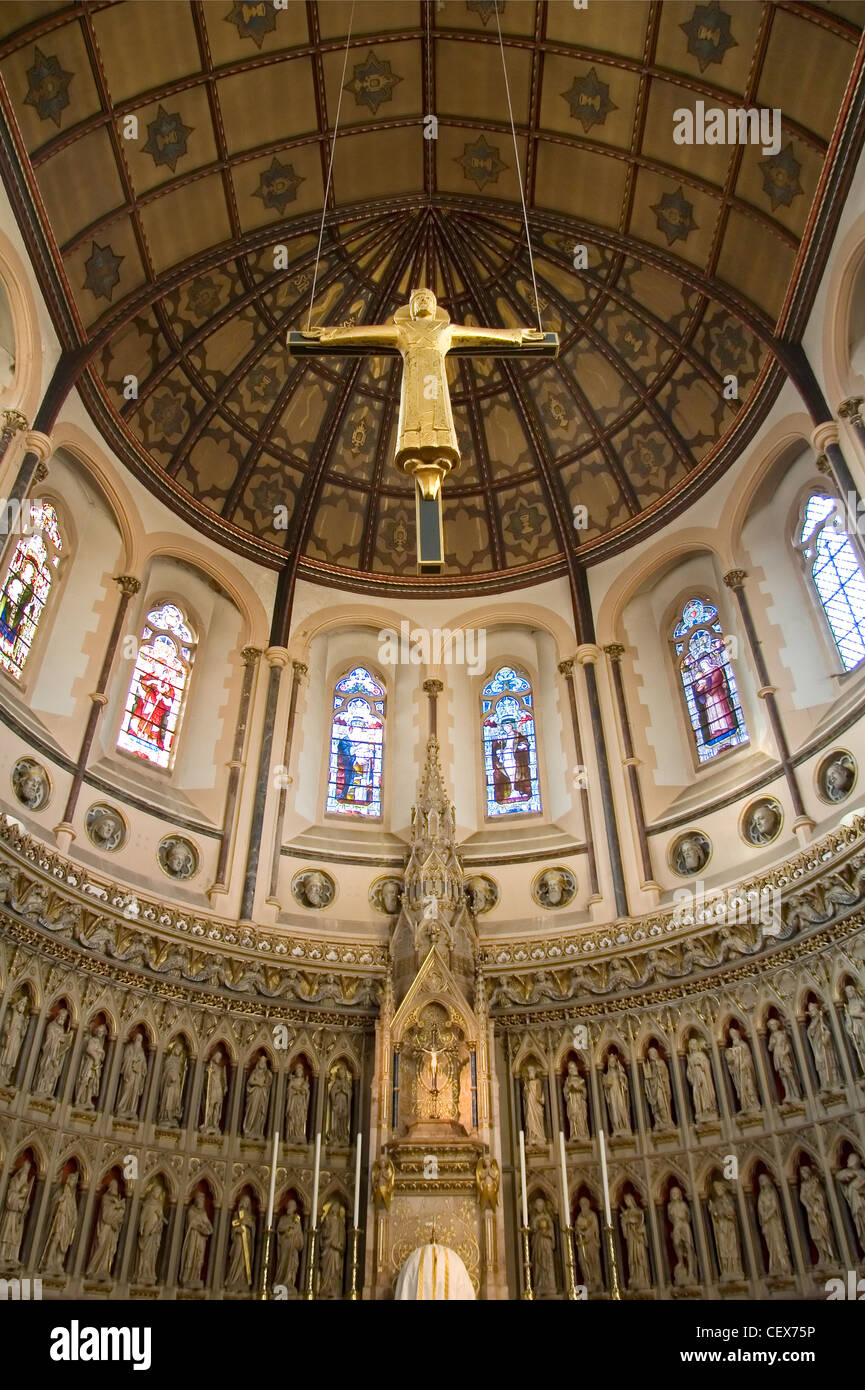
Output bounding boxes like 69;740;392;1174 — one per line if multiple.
266;660;308;905
211;646;261;900
423;677;443;737
557;660;600;902
54;576;141;852
575;645;629;919
0;430;52;567
723;570;813;843
0;408;28;471
239;645;289;922
602;644;659;894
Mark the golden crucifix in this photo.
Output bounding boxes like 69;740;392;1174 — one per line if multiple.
288;288;558;573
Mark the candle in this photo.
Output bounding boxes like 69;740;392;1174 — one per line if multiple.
311;1131;322;1226
599;1128;612;1225
558;1130;570;1227
265;1129;279;1231
518;1129;529;1228
352;1133;362;1228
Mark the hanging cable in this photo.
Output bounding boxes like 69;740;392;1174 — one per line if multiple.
307;0;356;330
495;5;542;332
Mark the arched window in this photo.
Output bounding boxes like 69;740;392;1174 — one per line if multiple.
672;598;748;764
325;666;385;818
481;665;542;817
116;601;196;770
0;499;63;681
796;492;865;671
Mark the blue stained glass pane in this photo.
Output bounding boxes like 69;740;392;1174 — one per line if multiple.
326;667;385;818
482;667;542;817
674;599;749;764
803;495;865;672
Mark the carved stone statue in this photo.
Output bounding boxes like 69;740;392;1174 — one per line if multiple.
686;1037;718;1121
667;1186;697;1286
318;1200;346;1298
326;1063;352;1146
275;1199;304;1294
643;1047;673;1129
86;1179;126;1278
0;1160;33;1268
134;1182;167;1285
620;1193;650;1290
725;1026;761;1113
33;1008;72;1098
709;1180;744;1281
242;1055;272;1140
74;1023;107;1109
0;995;29;1084
603;1052;631;1135
767;1018;800;1101
226;1194;255;1291
838;1152;865;1253
574;1196;601;1287
806;1001;842;1092
285;1063;310;1143
42;1170;79;1275
157;1042;186;1126
756;1174;791;1276
180;1191;212;1289
201;1048;227;1134
530;1195;556;1296
115;1033;147;1119
798;1164;835;1266
563;1061;589;1141
842;984;865;1073
522;1064;546;1146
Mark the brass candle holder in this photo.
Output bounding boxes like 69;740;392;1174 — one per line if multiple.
603;1220;622;1300
561;1219;579;1300
304;1226;318;1301
347;1226;362;1300
258;1226;273;1300
519;1225;534;1300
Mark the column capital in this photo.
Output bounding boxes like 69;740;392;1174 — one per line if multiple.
423;678;444;696
603;643;625;662
1;409;28;435
265;645;290;669
838;396;864;424
557;658;574;676
815;453;832;476
723;569;747;591
241;645;262;666
23;430;52;461
34;460;49;483
113;575;141;597
292;659;309;679
575;643;601;666
811;420;839;453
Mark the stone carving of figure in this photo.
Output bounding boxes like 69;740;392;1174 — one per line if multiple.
709;1180;744;1281
226;1194;255;1291
806;1002;842;1092
522;1064;546;1146
134;1183;167;1286
756;1174;791;1276
201;1049;227;1134
275;1199;304;1294
667;1186;697;1286
0;995;30;1084
574;1196;601;1287
286;1063;310;1143
686;1037;718;1121
0;1161;33;1268
530;1195;556;1296
180;1191;212;1289
157;1042;186;1126
318;1200;346;1298
86;1179;126;1278
327;1063;352;1146
620;1194;651;1290
74;1023;107;1109
767;1018;800;1102
115;1034;147;1119
725;1026;761;1113
842;984;865;1073
798;1165;835;1266
643;1047;673;1129
603;1052;631;1135
42;1170;79;1275
838;1152;865;1254
242;1055;272;1140
476;1156;500;1211
563;1061;589;1141
33;1008;73;1098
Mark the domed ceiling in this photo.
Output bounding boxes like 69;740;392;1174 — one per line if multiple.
0;1;863;591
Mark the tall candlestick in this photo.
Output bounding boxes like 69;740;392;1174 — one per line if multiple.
311;1131;322;1226
352;1133;362;1228
518;1129;529;1227
558;1130;570;1226
265;1129;279;1230
599;1128;612;1225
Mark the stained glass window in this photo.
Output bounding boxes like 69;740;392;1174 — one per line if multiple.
481;665;542;817
325;666;385;818
672;598;749;764
116;602;196;770
797;492;865;671
0;500;63;681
